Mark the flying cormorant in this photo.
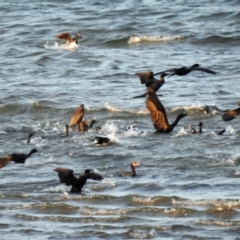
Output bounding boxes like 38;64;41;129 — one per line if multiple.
153;64;216;77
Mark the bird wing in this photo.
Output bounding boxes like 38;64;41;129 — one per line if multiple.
135;72;154;84
0;156;12;169
153;68;178;75
69;105;84;127
86;172;104;181
149;80;164;92
222;108;240;121
146;90;169;131
56;33;72;43
191;66;216;74
74;172;103;192
54;167;78;186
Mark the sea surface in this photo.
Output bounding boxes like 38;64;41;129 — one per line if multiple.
0;0;240;239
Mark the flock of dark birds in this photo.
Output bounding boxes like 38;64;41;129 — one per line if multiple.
0;33;239;193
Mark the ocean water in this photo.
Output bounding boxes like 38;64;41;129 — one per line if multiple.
0;0;240;239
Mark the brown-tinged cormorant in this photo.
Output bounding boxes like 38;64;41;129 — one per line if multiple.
146;88;187;133
155;64;216;77
189;122;203;134
222;102;240;121
0;156;12;169
54;168;103;193
10;149;38;164
133;72;168;98
56;33;82;44
122;161;140;177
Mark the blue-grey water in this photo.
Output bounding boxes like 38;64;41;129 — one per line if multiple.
0;0;240;239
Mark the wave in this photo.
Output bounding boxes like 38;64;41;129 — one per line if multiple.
104;102;148;114
128;35;183;44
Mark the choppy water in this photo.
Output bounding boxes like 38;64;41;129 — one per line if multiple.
0;0;240;239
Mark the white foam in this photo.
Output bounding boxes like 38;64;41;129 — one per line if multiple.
128;35;183;44
173;127;188;137
44;41;78;51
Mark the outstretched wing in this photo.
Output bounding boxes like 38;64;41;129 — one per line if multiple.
56;33;72;43
69;104;84;127
135;72;154;84
85;172;104;181
149;80;164;92
222;109;240;121
192;66;216;74
0;156;12;169
75;171;103;192
54;167;78;186
146;89;169;131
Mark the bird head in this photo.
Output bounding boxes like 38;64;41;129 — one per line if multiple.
131;161;140;167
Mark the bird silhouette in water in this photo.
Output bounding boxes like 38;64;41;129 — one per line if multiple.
222;102;240;122
0;156;12;169
56;32;82;44
27;133;35;144
146;88;187;133
155;64;216;77
189;122;203;134
189;122;225;135
10;149;38;164
121;161;140;177
54;168;103;193
65;124;69;137
133;72;168;98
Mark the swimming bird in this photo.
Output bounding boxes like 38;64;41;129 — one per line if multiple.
155;64;216;77
189;122;203;134
0;156;12;169
133;72;168;98
54;167;103;193
146;88;187;133
93;136;111;146
10;149;38;164
27;133;35;144
122;161;140;177
56;32;82;44
222;102;240;121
